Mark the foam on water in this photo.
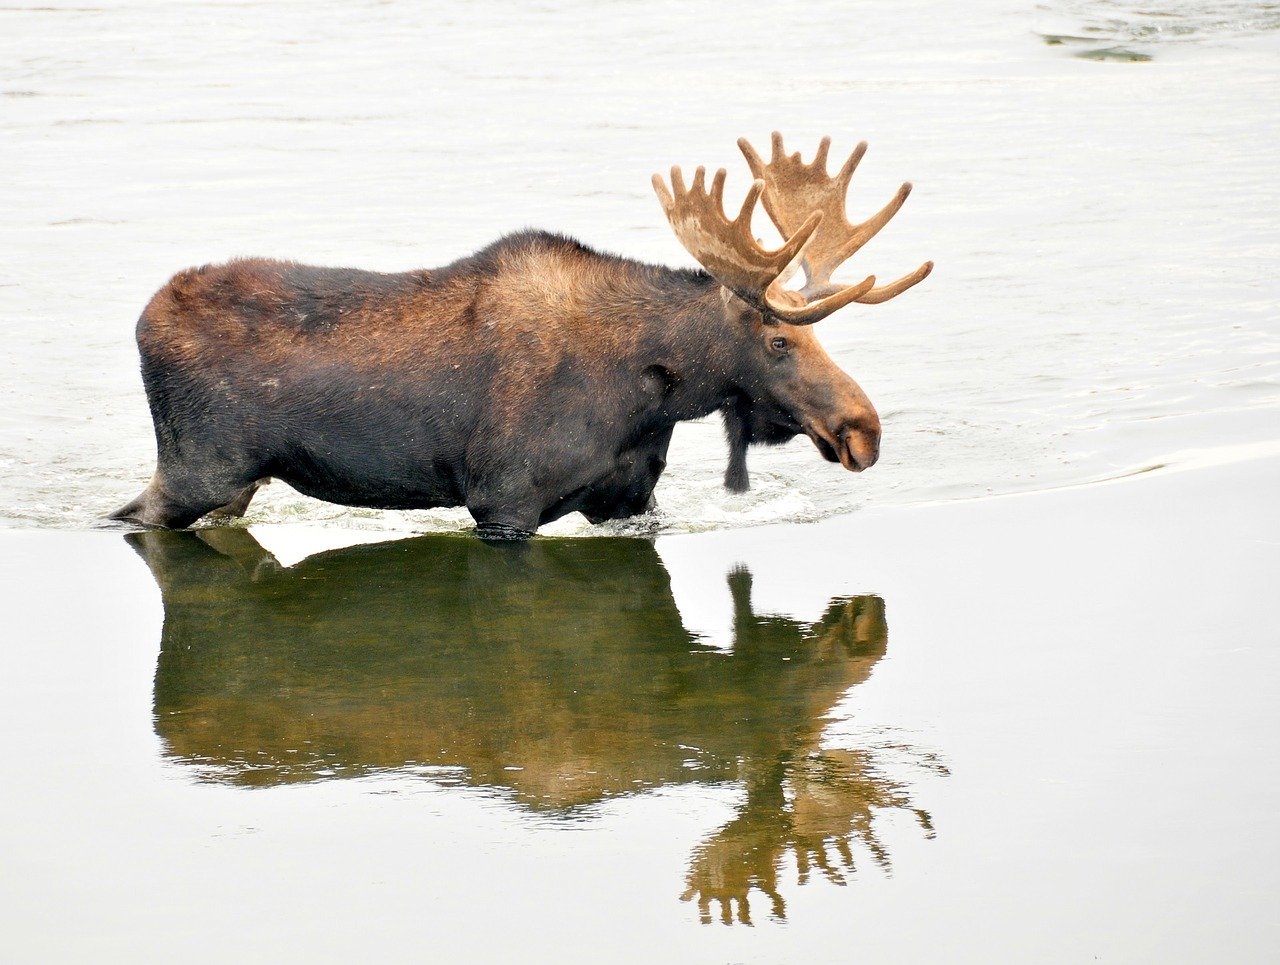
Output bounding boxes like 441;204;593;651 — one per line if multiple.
1;0;1277;534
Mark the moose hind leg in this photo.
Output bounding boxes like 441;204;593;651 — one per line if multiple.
206;478;270;519
110;470;260;529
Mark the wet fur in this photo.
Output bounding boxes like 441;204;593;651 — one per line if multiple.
113;232;761;538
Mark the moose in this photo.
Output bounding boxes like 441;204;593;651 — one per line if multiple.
111;133;931;539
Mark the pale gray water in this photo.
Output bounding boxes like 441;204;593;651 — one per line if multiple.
3;6;1280;959
2;450;1277;960
1;0;1277;534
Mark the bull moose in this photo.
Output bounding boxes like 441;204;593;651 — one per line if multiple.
111;133;931;539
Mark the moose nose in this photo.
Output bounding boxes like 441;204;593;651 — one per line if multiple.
842;418;881;472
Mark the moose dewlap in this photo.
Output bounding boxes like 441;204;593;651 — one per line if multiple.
111;132;931;540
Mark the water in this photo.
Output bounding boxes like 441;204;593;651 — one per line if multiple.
3;455;1277;959
1037;0;1280;50
2;6;1279;958
2;0;1276;533
136;529;937;903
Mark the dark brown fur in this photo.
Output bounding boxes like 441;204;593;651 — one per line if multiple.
112;231;880;538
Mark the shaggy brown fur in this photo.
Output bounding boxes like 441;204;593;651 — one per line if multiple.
112;231;880;538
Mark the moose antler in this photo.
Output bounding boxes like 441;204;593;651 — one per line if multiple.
652;165;878;326
738;131;933;306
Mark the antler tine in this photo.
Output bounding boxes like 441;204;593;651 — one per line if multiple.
857;260;934;304
738;131;932;313
710;167;727;207
841;181;912;264
803;182;915;298
811;134;832;170
834;140;868;193
737;179;764;226
652;163;825;323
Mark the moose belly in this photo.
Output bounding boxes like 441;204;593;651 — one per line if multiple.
277;465;465;511
267;432;469;512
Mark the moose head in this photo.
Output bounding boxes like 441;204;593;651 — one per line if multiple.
653;132;933;491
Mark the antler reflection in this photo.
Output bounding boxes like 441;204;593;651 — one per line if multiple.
679;572;944;924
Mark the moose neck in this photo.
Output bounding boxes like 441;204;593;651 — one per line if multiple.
622;268;742;426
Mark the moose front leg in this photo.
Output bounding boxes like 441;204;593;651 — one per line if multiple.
469;503;540;541
721;397;751;493
579;429;672;524
466;475;542;541
474;522;535;541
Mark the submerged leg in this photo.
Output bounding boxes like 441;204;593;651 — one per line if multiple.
468;499;539;541
205;478;270;519
474;523;535;541
467;476;542;541
582;491;657;525
580;430;672;523
109;470;261;529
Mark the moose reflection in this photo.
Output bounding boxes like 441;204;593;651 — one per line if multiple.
130;529;939;924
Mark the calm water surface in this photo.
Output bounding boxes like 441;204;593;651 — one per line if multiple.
2;457;1277;959
140;529;934;924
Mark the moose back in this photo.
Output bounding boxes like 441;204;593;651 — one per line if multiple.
112;133;931;539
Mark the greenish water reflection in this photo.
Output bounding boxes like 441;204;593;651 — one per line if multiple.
131;529;937;924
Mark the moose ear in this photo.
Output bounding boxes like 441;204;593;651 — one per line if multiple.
718;286;743;310
721;401;751;493
719;286;766;326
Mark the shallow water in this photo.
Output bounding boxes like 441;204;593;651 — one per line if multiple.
2;454;1277;959
137;527;935;926
2;0;1277;533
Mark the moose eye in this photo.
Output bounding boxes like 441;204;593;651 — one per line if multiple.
769;336;789;352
